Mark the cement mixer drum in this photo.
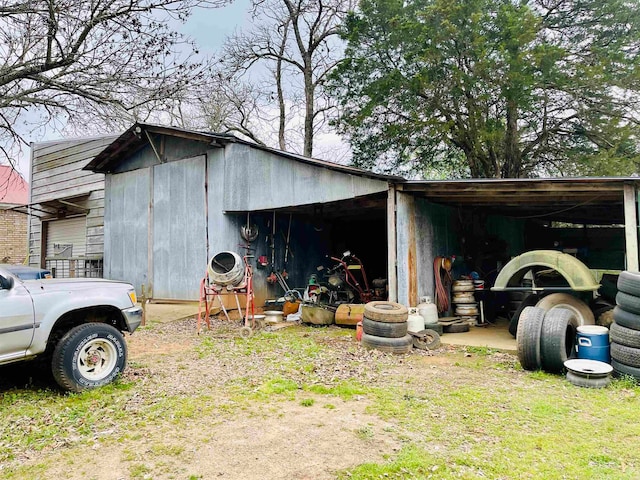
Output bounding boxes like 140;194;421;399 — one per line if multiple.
208;251;244;286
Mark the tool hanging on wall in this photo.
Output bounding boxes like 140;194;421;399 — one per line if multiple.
241;212;259;243
271;211;276;269
281;213;293;280
266;211;278;284
284;213;292;264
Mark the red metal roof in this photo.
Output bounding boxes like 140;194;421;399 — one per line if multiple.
0;165;29;205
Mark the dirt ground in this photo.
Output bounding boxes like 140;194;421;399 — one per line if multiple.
2;314;447;480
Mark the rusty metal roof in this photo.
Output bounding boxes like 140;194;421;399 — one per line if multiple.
400;177;640;224
82;123;640;224
84;123;403;182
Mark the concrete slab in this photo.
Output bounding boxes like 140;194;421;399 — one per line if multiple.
440;318;516;352
141;302;200;325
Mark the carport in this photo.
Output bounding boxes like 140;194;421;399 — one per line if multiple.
390;177;640;349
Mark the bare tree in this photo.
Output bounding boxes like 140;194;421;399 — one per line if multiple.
0;0;226;180
207;0;353;157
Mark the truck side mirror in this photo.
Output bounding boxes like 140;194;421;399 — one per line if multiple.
0;275;14;290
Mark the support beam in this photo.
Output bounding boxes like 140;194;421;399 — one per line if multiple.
387;184;398;301
624;184;639;272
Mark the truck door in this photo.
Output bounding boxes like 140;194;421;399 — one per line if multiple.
0;273;35;363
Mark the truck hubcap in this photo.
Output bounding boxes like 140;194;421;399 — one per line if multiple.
77;339;118;381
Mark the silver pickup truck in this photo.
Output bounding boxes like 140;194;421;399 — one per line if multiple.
0;266;142;392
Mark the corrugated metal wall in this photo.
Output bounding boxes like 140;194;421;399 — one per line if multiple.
396;194;460;307
101;137;391;302
222;143;389;211
152;157;207;300
104;168;150;292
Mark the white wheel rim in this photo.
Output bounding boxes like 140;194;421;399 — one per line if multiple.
77;338;118;381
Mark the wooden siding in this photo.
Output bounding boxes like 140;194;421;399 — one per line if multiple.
28;137;116;268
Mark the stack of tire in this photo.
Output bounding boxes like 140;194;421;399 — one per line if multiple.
361;301;412;354
611;271;640;380
517;306;579;373
452;279;478;325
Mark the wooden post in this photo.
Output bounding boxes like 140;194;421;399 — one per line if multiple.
624;184;639;272
140;284;149;326
387;184;398;302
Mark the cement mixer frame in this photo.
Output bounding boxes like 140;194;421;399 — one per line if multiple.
197;247;257;337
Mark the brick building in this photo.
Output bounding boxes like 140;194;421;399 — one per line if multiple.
0;165;29;263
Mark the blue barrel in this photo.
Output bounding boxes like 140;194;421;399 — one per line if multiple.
576;325;610;363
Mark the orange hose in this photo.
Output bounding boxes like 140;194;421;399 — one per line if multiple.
434;256;452;313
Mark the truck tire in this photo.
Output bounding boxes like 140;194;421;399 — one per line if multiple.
540;308;578;373
362;317;408;338
566;371;611;389
617;271;640;296
615;292;640;315
363;301;408;323
610;342;640;368
508;293;540;337
361;333;412;354
535;293;595;326
613;306;640;330
516;306;545;371
52;323;127;392
610;322;640;348
412;329;441;350
611;358;640;380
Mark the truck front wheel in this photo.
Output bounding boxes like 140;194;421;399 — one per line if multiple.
52;323;127;392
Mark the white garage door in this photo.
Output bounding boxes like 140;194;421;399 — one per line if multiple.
46;216;87;258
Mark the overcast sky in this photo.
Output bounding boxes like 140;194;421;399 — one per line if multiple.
14;1;252;178
182;0;252;53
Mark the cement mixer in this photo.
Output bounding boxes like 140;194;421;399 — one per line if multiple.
198;249;256;337
208;251;245;287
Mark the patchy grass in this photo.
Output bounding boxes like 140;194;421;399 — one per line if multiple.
1;318;640;479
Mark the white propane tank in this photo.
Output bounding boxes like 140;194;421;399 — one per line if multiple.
417;296;439;325
407;308;425;333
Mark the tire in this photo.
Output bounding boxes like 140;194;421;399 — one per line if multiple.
535;293;595;326
443;322;470;333
617;271;640;296
611;359;640;380
363;302;408;323
616;291;640;315
516;306;546;371
52;323;127;393
362;317;408;338
610;322;640;348
566;371;611;388
361;333;412;354
540;308;578;373
610;342;640;368
509;293;540;337
613;306;640;330
412;329;441;350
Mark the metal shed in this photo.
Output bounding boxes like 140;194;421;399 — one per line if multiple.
85;123;400;303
